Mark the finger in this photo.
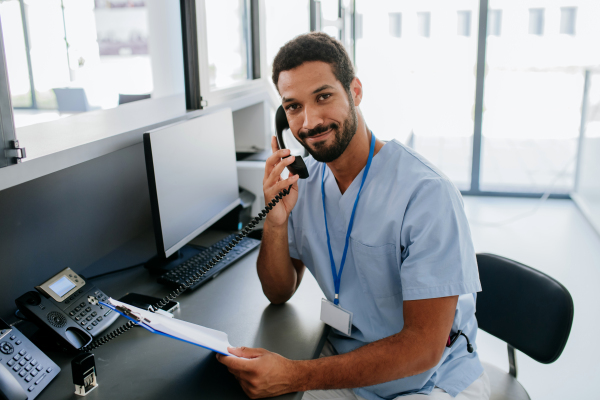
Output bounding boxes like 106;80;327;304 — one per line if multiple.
271;135;280;153
264;156;295;189
217;354;250;371
273;174;299;193
228;346;265;359
264;149;291;181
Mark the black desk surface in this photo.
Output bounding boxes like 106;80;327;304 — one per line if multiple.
29;237;327;400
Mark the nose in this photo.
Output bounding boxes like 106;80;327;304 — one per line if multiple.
301;105;324;132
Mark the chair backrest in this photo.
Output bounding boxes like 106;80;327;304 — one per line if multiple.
476;253;574;364
118;93;151;105
52;88;91;112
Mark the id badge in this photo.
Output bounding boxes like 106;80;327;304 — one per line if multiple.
320;298;353;336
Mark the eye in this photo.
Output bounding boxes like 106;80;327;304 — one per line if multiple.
318;93;332;101
285;103;300;112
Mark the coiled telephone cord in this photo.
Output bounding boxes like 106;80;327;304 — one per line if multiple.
80;185;293;352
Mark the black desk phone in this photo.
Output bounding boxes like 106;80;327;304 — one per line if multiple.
0;318;60;400
15;268;119;351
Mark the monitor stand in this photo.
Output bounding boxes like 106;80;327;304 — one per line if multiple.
144;245;205;274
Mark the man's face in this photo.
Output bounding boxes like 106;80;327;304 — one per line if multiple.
278;61;358;163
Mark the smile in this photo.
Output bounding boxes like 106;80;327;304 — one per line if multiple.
306;128;333;143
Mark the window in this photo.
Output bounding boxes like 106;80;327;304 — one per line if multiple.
388;13;402;38
417;12;430;38
487;9;502;37
560;7;577;35
528;8;544;36
0;0;185;129
355;1;479;190
264;0;309;92
205;0;253;89
457;11;471;37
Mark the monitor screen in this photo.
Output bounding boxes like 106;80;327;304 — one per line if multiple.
144;109;240;257
49;276;76;298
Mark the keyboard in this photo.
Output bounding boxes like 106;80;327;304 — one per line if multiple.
157;234;261;291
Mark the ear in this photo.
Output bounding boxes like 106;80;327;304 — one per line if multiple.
350;77;363;107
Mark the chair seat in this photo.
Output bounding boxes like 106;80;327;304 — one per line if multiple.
483;362;530;400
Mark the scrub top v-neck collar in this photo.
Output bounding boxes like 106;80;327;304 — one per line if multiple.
322;139;392;229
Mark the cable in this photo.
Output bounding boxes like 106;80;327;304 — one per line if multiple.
79;185;294;352
84;262;147;280
467;156;576;227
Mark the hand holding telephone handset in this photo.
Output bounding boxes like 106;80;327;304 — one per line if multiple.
263;106;310;228
74;105;311;353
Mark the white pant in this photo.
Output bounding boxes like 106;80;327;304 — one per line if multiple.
303;341;491;400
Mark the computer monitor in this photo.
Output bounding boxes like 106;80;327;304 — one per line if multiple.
143;108;240;259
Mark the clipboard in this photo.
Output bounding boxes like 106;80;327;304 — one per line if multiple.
101;298;236;357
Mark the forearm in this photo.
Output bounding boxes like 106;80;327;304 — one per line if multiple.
256;220;299;304
294;328;442;392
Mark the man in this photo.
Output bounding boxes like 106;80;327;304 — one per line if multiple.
217;32;490;400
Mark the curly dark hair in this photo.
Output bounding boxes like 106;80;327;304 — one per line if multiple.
272;32;355;93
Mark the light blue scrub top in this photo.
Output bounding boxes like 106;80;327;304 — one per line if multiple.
287;140;483;399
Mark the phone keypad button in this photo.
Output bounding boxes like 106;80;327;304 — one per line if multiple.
91;312;97;317
69;311;75;316
75;316;81;321
31;360;38;366
86;316;93;321
79;303;85;308
74;307;81;312
19;370;27;377
80;311;87;317
35;373;46;385
13;364;22;372
25;364;32;371
9;335;15;340
86;326;93;331
18;350;26;356
7;359;15;366
24;354;31;361
30;370;38;377
25;375;33;382
36;365;43;371
97;316;103;322
85;307;92;312
28;385;35;392
19;359;26;366
92;321;98;326
15;340;21;345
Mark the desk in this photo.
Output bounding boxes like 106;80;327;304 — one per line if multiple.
29;242;327;400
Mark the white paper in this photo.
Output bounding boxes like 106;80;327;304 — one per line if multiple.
108;298;236;356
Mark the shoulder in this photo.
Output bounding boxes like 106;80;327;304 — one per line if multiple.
380;140;462;202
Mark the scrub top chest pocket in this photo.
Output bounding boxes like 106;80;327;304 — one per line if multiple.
350;239;402;299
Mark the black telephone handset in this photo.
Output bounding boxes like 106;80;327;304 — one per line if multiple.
15;268;119;351
275;105;310;179
0;318;60;400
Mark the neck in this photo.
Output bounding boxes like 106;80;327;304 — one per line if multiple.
326;111;384;194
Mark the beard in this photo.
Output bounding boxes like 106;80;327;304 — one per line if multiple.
296;101;358;163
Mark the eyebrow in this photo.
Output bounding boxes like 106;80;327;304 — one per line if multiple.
282;84;335;104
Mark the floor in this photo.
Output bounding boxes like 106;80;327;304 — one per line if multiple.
463;196;600;399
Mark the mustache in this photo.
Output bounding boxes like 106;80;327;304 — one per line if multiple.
298;123;339;140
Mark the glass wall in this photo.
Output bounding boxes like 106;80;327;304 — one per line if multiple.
0;0;184;128
205;0;253;89
480;0;600;193
355;0;479;190
264;0;309;92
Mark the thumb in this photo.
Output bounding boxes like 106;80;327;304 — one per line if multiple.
228;346;264;359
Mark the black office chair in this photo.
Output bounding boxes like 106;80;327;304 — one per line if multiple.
476;253;574;400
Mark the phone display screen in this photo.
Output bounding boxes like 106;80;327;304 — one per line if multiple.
49;276;76;297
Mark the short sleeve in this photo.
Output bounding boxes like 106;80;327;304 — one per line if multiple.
287;212;301;260
399;178;481;301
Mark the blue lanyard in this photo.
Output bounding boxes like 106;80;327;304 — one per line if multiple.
321;132;376;305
